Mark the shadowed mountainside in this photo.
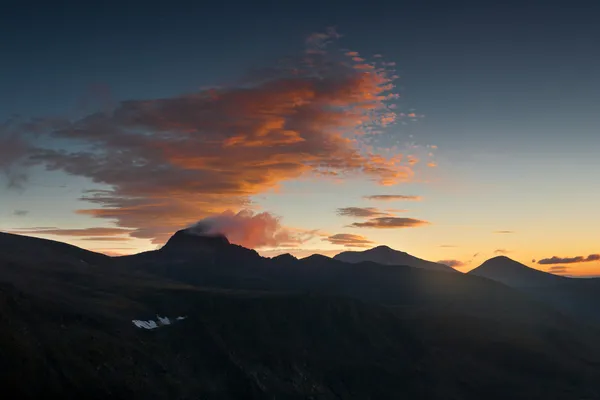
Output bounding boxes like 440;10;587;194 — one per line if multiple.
1;230;600;399
468;256;600;324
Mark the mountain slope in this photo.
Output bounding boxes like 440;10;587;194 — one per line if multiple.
468;256;567;287
2;231;600;398
334;245;457;273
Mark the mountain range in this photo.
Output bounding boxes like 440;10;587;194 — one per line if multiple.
1;229;600;399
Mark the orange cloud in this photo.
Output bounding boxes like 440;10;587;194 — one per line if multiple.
324;233;374;248
4;30;417;245
493;230;515;234
349;217;429;229
363;195;422;201
188;209;318;249
494;249;510;255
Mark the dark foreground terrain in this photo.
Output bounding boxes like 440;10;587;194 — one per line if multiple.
1;230;600;399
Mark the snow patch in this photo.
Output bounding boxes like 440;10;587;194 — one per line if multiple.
132;315;188;330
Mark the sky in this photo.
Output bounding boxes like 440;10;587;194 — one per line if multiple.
1;1;599;276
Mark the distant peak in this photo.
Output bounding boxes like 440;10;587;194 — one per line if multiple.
370;245;404;253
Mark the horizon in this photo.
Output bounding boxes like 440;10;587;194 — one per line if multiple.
1;2;599;277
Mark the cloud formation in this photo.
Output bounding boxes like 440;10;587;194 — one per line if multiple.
538;254;600;265
493;230;514;234
188;209;317;249
336;207;391;218
437;259;466;268
363;195;421;201
3;29;416;245
349;217;429;229
13;210;29;216
324;233;374;247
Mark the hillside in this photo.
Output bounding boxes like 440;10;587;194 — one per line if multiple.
1;231;600;399
334;245;456;273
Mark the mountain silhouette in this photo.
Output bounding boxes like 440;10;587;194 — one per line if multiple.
468;256;566;287
334;245;457;273
1;231;600;399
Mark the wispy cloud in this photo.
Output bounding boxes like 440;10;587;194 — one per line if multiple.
494;249;510;255
336;207;391;218
2;30;415;245
323;233;374;247
349;217;429;229
8;227;133;237
439;244;457;248
538;254;600;265
493;230;514;234
363;195;421;201
13;210;29;217
437;259;466;268
547;265;570;275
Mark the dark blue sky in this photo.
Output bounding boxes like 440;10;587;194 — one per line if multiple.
3;1;598;148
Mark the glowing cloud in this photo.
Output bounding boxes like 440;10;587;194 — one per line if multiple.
3;30;417;245
188;209;317;249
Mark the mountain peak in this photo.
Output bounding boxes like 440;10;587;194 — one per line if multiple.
334;245;456;273
160;229;230;254
469;256;565;287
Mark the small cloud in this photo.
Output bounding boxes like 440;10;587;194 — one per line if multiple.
494;249;510;255
493;230;514;234
336;207;390;218
538;254;600;265
13;210;29;217
547;265;569;275
324;233;374;248
473;252;480;258
437;259;466;268
363;195;422;201
349;217;429;229
427;162;437;167
439;244;457;248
